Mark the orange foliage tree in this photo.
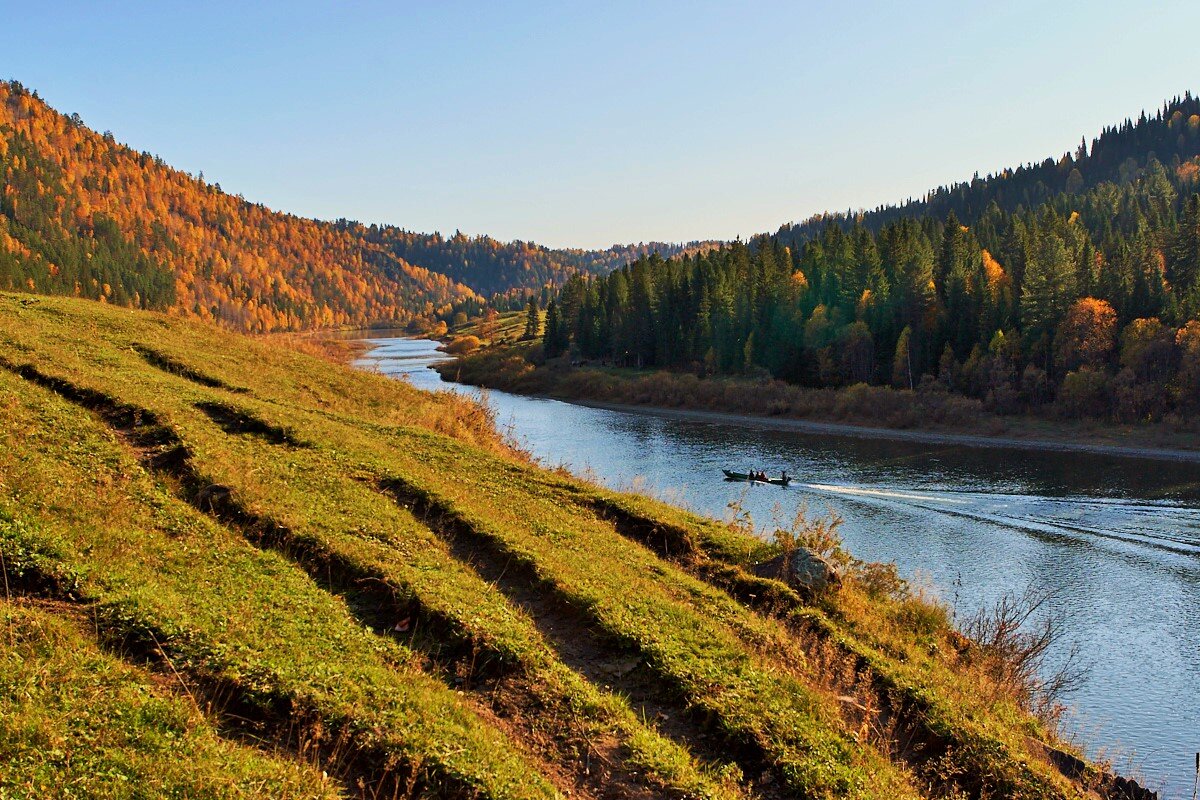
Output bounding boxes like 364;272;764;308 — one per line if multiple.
1054;297;1117;373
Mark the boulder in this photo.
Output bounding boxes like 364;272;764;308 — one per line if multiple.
751;547;841;595
1024;736;1159;800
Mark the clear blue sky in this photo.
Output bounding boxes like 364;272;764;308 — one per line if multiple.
3;1;1199;249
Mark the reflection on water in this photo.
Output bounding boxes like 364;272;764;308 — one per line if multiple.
355;335;1200;797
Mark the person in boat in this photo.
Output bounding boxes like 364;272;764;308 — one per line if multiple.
780;470;788;483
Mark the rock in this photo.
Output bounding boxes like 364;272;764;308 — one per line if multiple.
1025;736;1158;800
751;547;841;595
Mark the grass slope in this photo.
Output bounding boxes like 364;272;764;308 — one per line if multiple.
0;292;1130;799
0;599;338;798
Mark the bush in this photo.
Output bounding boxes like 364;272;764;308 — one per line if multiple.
445;335;482;355
1111;366;1166;422
1056;368;1111;418
960;585;1086;724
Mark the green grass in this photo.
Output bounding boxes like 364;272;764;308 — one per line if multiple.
0;292;1114;799
0;370;553;799
0;599;339;799
450;310;527;345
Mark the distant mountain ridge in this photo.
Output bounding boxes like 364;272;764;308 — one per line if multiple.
0;80;691;331
339;222;715;299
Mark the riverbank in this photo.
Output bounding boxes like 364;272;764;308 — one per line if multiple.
439;342;1200;463
567;398;1200;463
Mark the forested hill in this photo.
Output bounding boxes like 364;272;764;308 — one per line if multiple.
775;93;1200;246
345;223;712;298
0;80;496;331
547;93;1200;422
0;80;692;332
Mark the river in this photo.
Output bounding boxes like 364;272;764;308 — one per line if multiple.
354;334;1200;797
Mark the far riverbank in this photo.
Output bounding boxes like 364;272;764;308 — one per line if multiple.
436;342;1200;464
556;397;1200;463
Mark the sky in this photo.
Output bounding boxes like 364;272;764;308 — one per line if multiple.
3;1;1199;249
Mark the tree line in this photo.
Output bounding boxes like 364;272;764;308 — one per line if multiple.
346;223;709;298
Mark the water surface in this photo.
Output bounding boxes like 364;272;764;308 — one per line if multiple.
356;335;1200;796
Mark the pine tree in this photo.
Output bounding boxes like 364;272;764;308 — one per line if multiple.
1170;194;1200;303
1021;231;1075;341
543;299;566;357
523;297;540;340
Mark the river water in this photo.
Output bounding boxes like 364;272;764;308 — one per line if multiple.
354;334;1200;797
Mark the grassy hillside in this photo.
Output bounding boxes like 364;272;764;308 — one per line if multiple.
0;292;1143;799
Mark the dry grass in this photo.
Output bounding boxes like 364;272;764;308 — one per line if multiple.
268;332;369;364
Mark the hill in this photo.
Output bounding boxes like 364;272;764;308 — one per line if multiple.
347;224;712;300
0;81;693;334
532;94;1200;427
0;291;1148;798
774;94;1200;245
0;81;491;332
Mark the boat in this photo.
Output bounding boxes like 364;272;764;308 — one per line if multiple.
722;470;791;486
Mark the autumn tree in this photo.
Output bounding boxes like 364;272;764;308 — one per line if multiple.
1119;318;1175;384
1175;321;1200;411
1054;297;1117;374
892;325;914;389
479;307;500;341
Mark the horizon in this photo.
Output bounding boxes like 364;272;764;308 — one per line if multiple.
4;1;1200;249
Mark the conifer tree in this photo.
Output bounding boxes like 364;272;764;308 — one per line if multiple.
523;297;540;340
543;300;566;357
1021;232;1075;342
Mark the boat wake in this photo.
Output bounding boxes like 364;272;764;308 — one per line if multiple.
805;482;1200;558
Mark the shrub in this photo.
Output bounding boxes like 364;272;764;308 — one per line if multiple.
445;335;482;355
961;585;1087;724
771;505;848;569
1056;368;1111;418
